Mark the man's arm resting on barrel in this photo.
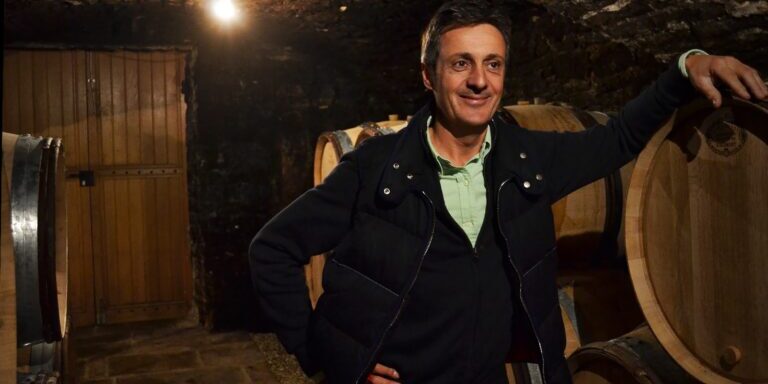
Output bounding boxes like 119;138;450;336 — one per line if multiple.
543;50;767;203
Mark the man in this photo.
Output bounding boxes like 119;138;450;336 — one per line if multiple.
249;1;767;383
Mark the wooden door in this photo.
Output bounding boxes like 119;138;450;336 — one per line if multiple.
2;49;192;326
90;51;192;324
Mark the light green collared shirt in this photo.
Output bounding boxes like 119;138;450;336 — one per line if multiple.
426;117;492;247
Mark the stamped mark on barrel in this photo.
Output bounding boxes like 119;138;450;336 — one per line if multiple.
701;107;747;156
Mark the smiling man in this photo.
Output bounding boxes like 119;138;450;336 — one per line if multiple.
249;1;768;383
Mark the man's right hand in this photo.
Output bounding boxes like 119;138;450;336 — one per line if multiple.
366;363;401;383
685;54;768;108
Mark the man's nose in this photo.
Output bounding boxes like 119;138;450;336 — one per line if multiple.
466;66;487;92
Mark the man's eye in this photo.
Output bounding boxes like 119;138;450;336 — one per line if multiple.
487;61;502;71
453;60;469;70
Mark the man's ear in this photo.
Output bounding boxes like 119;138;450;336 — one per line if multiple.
421;62;434;91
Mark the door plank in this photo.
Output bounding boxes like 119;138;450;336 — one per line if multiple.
18;51;35;134
152;51;168;165
144;177;159;302
45;51;63;140
124;52;141;166
128;179;147;303
155;178;172;302
32;52;50;137
3;51;21;133
138;53;155;165
166;53;181;165
111;53;128;166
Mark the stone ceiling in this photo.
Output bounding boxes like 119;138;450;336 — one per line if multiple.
7;0;765;67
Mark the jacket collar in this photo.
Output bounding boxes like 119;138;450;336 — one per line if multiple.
376;102;435;205
377;102;547;205
491;110;549;197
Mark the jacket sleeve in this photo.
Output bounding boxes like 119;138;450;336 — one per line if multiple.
248;150;360;376
544;60;698;203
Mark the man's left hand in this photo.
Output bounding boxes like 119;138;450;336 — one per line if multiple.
685;54;768;108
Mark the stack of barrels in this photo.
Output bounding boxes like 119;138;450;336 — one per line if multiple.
563;96;767;384
306;96;768;384
2;132;70;384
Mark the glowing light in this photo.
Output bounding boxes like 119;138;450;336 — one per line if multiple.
211;0;239;23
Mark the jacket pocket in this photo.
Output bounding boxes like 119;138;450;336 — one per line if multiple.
523;246;558;278
521;246;559;324
331;259;399;297
315;259;401;348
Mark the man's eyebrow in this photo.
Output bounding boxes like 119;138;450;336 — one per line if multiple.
446;52;505;61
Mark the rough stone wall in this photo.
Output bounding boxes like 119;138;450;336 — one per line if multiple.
5;0;765;329
529;0;768;65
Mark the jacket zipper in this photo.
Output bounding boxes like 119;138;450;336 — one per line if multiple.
354;190;437;384
497;179;547;383
443;168;483;376
464;223;480;375
468;250;480;377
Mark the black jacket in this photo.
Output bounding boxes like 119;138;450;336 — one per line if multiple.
249;62;696;383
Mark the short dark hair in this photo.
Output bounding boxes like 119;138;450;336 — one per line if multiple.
421;0;512;74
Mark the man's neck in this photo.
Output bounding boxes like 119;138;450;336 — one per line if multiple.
429;117;489;167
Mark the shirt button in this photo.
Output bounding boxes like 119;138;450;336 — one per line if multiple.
536;174;543;181
463;179;469;186
406;173;414;180
523;181;531;189
383;187;391;195
519;152;527;159
392;163;400;169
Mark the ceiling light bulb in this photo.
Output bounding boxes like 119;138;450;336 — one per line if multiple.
211;0;238;23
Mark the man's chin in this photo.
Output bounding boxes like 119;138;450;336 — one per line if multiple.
456;114;494;129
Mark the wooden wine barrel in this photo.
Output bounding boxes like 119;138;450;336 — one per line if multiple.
61;316;74;384
567;325;695;384
312;116;408;186
626;97;768;383
503;105;634;268
556;269;644;349
506;362;544;384
354;118;409;147
0;132;68;351
16;317;69;384
1;133;18;384
313;128;361;187
16;341;61;383
503;270;645;384
307;118;407;307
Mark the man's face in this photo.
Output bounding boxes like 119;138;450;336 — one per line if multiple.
423;23;506;130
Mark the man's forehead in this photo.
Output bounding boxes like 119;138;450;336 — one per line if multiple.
439;24;506;57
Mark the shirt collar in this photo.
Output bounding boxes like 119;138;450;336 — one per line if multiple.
425;115;493;175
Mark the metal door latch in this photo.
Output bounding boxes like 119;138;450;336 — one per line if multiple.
78;170;95;187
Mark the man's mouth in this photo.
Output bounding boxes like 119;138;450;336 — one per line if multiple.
460;95;491;106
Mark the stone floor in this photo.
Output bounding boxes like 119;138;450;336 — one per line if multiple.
73;318;313;384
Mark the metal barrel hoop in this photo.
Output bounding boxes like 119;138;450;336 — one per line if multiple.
11;135;46;347
41;138;63;342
